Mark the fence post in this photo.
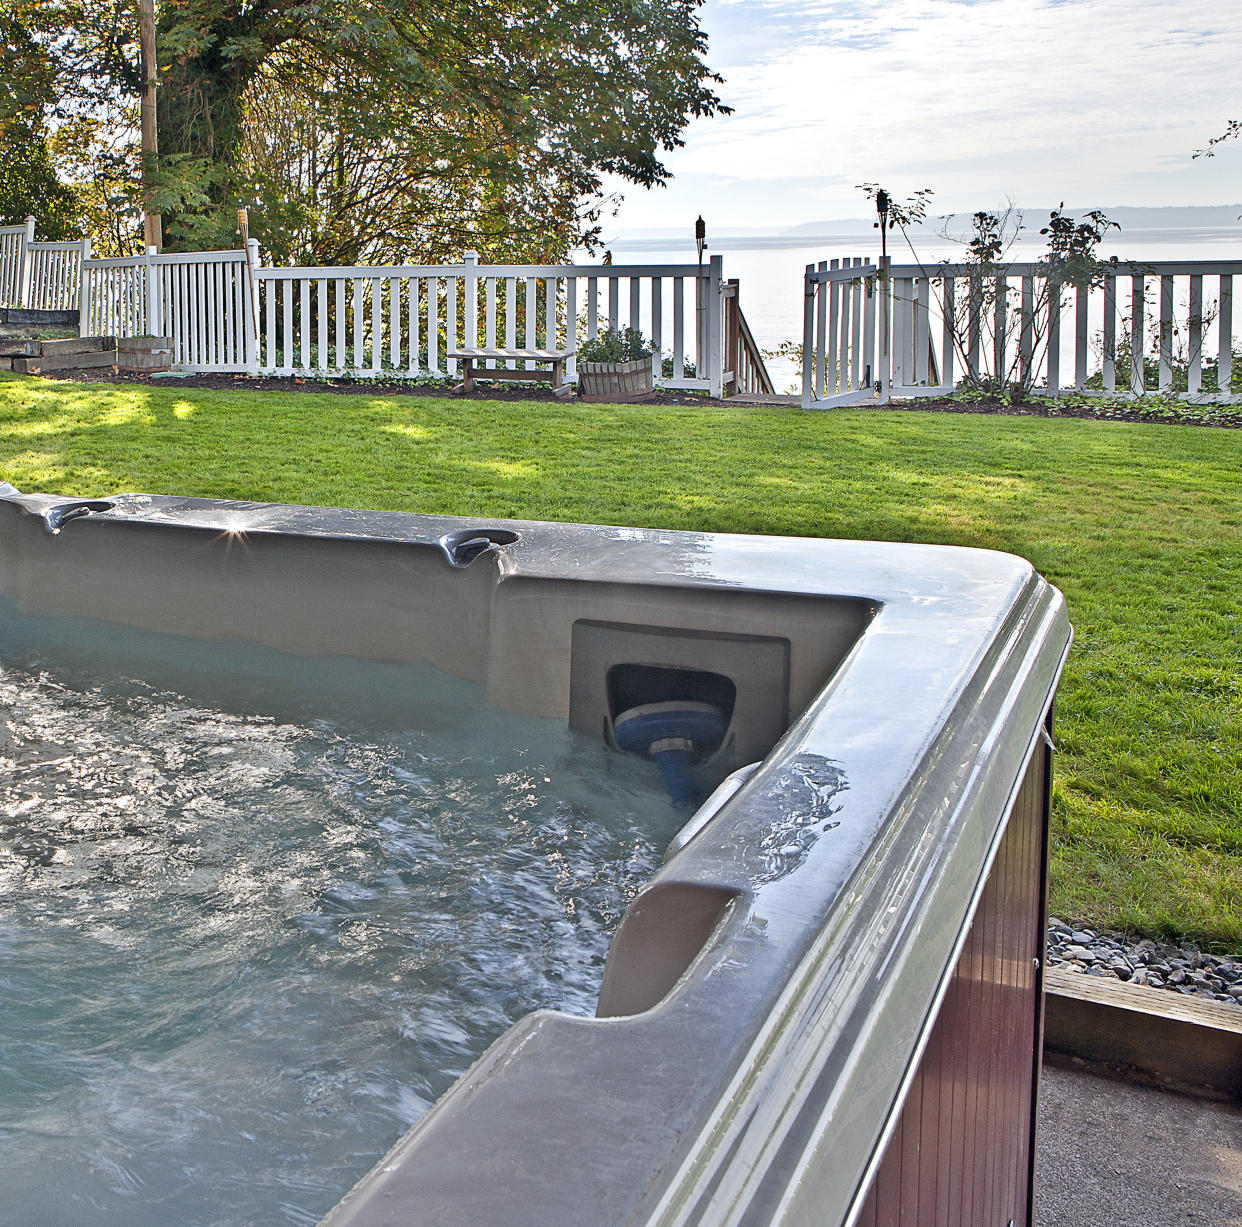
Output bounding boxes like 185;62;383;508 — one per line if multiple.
707;254;723;398
724;279;740;396
17;216;36;308
245;238;261;372
878;254;891;405
801;265;816;408
1130;273;1146;396
464;250;479;349
144;244;162;337
77;237;92;337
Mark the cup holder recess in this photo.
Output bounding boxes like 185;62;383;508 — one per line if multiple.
438;527;519;568
43;500;116;534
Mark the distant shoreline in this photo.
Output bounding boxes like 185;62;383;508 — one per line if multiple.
605;224;1242;255
603;205;1242;254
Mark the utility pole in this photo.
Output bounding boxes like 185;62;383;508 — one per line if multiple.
138;0;162;250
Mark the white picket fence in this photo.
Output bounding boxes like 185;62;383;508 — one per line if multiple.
0;222;26;305
803;256;1242;406
79;246;255;371
64;239;749;393
0;217;90;313
254;253;724;392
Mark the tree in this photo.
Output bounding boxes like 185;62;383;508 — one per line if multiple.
0;120;78;238
228;51;620;266
0;15;78;237
18;0;726;259
49;114;145;256
0;14;54;130
1193;121;1242;158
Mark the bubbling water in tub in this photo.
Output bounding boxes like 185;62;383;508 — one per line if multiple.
0;599;682;1226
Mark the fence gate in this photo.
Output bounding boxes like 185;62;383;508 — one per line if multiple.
802;258;881;408
79;246;257;372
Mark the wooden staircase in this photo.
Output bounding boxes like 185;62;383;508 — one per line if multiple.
721;280;774;397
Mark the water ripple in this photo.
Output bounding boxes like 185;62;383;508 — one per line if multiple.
0;614;680;1226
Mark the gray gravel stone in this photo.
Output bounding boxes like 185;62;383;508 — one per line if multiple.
1063;944;1096;963
1046;923;1241;1011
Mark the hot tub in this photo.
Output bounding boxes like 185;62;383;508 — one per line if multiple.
0;488;1070;1226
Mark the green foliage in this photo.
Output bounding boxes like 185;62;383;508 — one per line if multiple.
14;0;728;262
936;199;1119;402
0;118;77;239
1;377;1239;943
660;356;697;378
227;58;611;265
579;328;653;363
0;12;56;131
947;385;1242;425
47;114;144;257
856;182;934;231
0;12;77;239
1040;204;1120;288
1;3;143;251
1088;340;1242;398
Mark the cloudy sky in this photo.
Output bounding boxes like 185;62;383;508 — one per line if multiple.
606;0;1242;234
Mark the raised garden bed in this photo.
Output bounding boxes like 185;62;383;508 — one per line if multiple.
117;337;174;372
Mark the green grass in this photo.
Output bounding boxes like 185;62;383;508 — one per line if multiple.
2;372;1239;946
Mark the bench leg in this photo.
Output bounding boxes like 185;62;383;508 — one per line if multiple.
551;358;573;398
452;359;475;395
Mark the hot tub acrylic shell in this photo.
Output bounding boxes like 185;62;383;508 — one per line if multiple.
0;490;1071;1227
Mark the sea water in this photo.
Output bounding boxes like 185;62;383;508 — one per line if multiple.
0;600;683;1225
607;226;1242;393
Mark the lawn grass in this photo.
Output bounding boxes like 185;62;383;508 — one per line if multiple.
1;372;1239;946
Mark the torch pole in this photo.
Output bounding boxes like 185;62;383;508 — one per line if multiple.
876;192;891;404
695;217;707;375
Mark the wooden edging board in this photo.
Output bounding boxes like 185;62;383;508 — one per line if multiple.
1043;965;1242;1101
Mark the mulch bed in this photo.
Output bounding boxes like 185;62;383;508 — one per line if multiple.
881;397;1242;428
37;367;713;407
28;367;1242;426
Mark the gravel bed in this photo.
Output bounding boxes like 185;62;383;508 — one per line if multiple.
1047;918;1242;1009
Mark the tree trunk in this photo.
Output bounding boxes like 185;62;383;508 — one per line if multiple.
138;0;161;249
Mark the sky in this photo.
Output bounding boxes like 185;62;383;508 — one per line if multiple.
603;0;1242;237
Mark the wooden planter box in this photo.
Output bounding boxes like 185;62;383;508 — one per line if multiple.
117;337;174;372
578;357;655;403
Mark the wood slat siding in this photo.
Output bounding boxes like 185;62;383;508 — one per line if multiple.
857;734;1050;1226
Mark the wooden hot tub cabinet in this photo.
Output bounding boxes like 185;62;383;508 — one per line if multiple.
858;731;1051;1226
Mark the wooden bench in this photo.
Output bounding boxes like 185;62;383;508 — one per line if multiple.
448;348;574;395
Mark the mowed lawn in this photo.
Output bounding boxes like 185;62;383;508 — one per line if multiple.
2;373;1239;946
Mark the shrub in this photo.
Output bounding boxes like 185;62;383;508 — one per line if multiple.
579;327;652;363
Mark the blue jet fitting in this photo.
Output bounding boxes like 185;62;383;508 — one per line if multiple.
612;700;727;809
